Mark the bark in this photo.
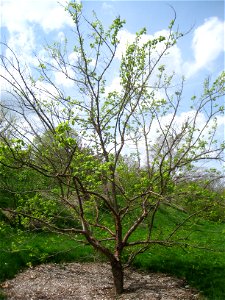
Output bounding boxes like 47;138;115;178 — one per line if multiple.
110;259;124;295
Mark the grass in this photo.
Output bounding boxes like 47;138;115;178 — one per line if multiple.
0;228;96;282
134;245;225;299
132;210;225;300
0;225;96;299
0;209;225;300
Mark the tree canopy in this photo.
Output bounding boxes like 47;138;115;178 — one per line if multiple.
0;2;224;295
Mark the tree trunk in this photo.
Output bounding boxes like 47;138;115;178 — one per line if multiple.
110;259;124;295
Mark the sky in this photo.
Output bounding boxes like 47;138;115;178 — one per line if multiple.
1;0;224;79
0;0;225;169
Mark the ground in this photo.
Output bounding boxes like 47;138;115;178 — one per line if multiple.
1;262;203;300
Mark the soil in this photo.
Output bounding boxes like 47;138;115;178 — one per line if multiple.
1;262;204;300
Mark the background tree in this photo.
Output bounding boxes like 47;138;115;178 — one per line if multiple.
0;2;224;295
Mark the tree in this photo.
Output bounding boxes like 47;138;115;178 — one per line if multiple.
0;2;224;294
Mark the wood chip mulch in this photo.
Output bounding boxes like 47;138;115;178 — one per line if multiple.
1;262;204;300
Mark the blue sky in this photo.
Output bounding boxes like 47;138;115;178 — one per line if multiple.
80;1;224;92
1;1;224;83
0;0;224;169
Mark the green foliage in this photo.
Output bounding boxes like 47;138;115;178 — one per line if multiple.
173;178;225;222
0;160;50;226
109;17;126;45
1;3;225;295
16;194;58;228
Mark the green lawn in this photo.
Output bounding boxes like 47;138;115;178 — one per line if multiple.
133;213;225;300
0;211;225;300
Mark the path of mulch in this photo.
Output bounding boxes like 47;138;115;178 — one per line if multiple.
1;262;203;299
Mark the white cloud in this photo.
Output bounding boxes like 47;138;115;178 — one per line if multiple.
0;53;34;93
115;29;183;77
123;109;223;166
68;52;79;64
115;29;144;59
105;77;122;95
54;68;76;88
35;80;60;100
1;0;73;33
115;18;224;79
1;0;75;80
102;2;114;14
57;31;66;43
6;28;36;64
2;1;224;96
184;17;225;77
217;115;225;127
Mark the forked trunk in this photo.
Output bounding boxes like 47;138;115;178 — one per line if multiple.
110;259;124;295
